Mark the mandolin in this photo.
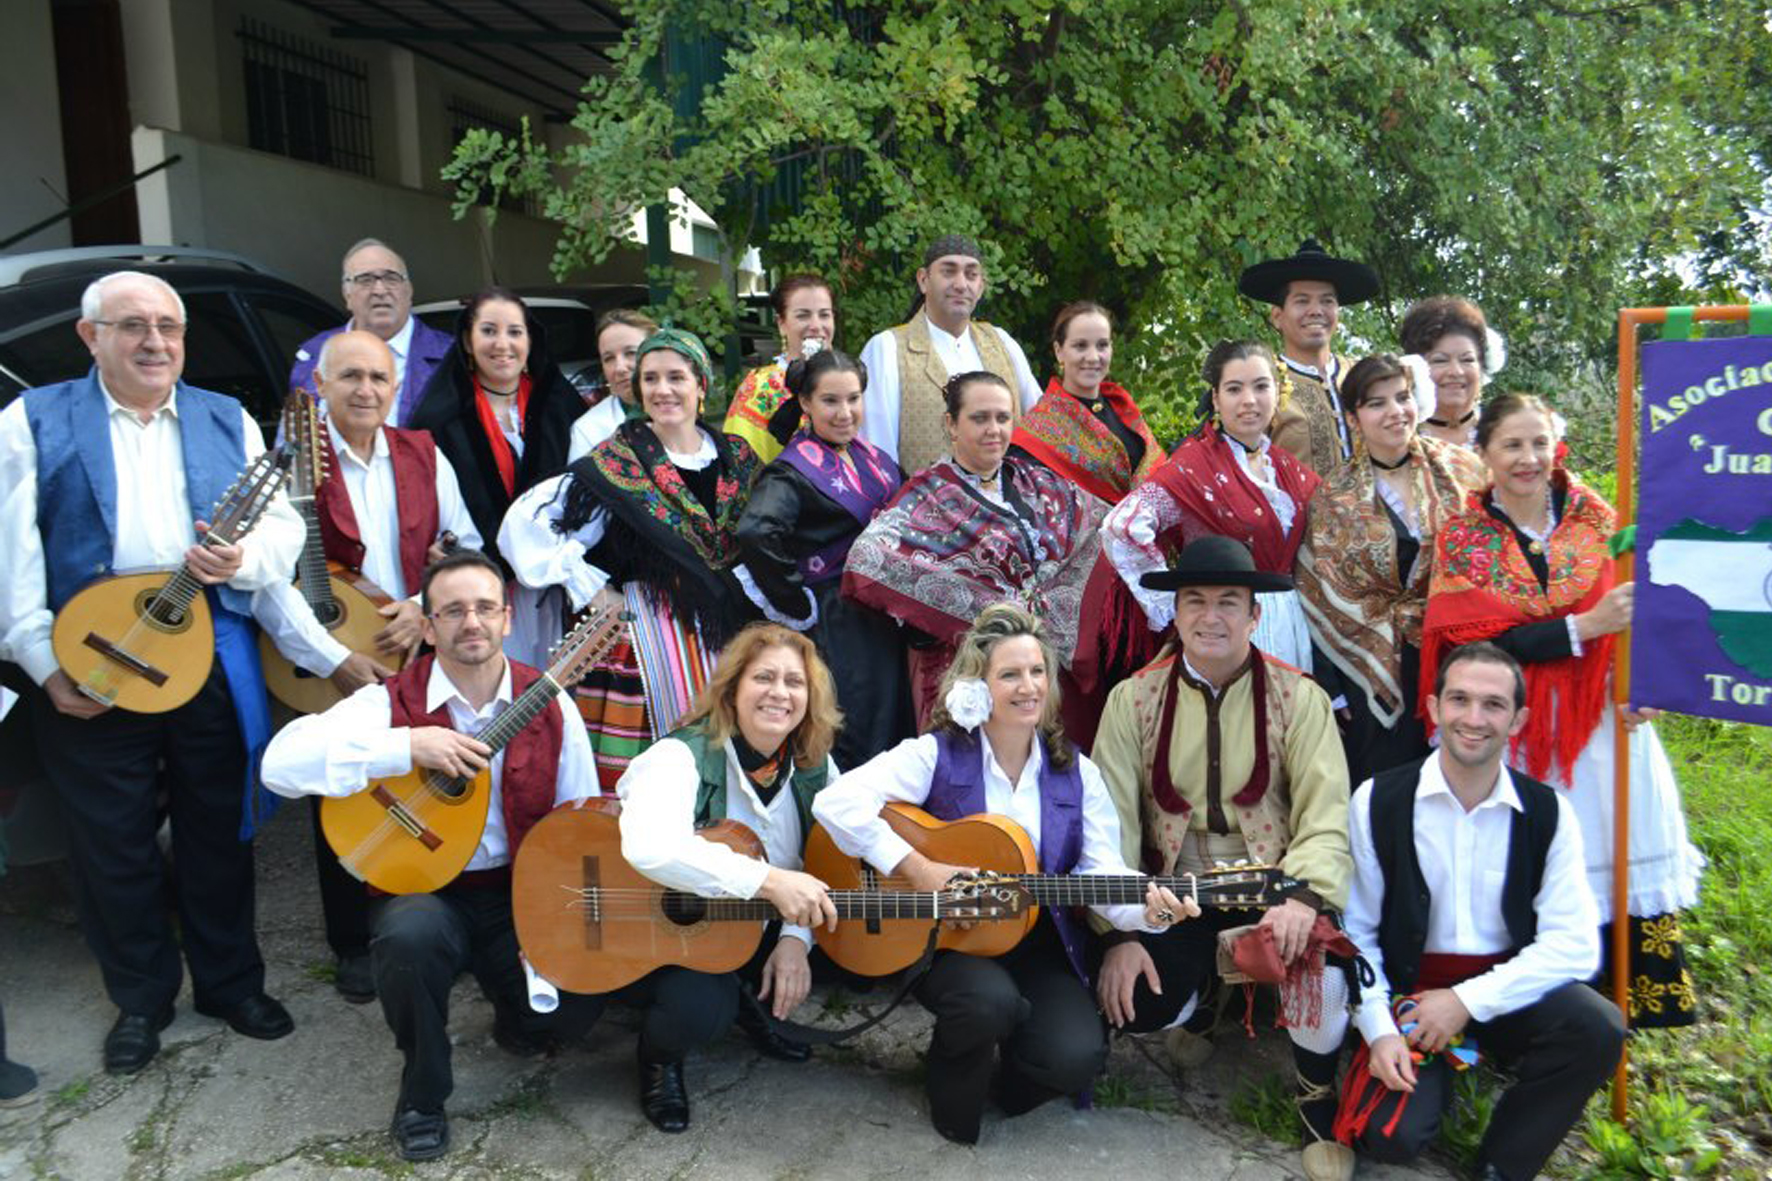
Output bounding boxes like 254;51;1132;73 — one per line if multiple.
50;446;291;713
321;603;629;895
259;391;407;713
513;798;1023;994
803;803;1302;977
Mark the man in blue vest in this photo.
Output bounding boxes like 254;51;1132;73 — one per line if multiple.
1338;643;1624;1180
0;271;305;1074
288;238;453;428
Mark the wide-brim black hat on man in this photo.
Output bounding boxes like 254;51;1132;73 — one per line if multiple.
1140;535;1295;594
1238;238;1380;306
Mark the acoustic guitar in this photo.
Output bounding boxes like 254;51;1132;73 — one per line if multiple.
513;798;1023;994
321;603;629;895
259;392;407;714
50;446;291;713
803;803;1302;977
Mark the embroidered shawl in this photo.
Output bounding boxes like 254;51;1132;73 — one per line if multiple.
777;430;903;582
1147;421;1321;573
1296;437;1488;726
1011;377;1165;504
722;362;793;463
1420;470;1617;785
842;456;1106;663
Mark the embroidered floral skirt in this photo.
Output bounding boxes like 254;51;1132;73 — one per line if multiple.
1598;912;1698;1029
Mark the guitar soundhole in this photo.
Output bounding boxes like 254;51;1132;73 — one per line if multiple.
315;601;344;628
425;772;471;802
660;892;708;927
134;589;193;633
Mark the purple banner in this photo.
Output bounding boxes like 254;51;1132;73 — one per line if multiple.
1634;335;1772;725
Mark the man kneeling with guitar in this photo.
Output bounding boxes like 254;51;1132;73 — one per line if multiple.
813;604;1195;1146
262;550;597;1162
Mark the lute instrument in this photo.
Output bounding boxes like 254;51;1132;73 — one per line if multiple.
259;391;408;713
513;798;1023;994
803;803;1302;976
321;603;629;894
50;445;291;713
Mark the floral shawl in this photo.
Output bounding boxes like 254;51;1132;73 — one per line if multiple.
1420;470;1617;785
721;362;793;464
1296;437;1488;726
1011;378;1165;503
1148;421;1321;573
842;456;1107;663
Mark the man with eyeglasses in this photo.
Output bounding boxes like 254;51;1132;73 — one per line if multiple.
255;329;482;1005
0;270;306;1074
288;238;453;427
262;548;596;1162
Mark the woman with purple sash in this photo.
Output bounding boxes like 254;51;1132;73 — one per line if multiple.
736;350;915;769
813;605;1195;1145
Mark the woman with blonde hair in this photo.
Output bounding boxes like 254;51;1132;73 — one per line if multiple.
813;604;1194;1145
569;308;661;459
601;623;843;1133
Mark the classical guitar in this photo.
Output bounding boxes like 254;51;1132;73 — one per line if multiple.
803;803;1302;977
50;446;291;713
259;392;408;713
513;798;1023;994
321;603;629;895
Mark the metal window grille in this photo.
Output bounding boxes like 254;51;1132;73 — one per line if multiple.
237;18;374;178
447;97;536;215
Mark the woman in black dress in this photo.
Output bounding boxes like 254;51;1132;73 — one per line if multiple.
736;349;915;769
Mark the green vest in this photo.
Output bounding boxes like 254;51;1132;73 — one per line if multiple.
672;724;830;854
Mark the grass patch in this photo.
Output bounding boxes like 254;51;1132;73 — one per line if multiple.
50;1079;90;1107
1564;715;1772;1177
1093;1072;1177;1114
304;960;338;984
1227;1071;1303;1147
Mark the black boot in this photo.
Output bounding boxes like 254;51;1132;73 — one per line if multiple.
0;1004;40;1107
638;1048;689;1133
735;992;812;1062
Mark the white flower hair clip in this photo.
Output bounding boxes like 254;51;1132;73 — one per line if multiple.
944;677;993;731
800;337;826;361
1399;353;1436;419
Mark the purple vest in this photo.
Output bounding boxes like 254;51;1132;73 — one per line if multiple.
927;729;1089;981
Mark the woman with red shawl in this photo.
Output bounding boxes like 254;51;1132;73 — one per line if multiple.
1103;340;1321;672
1010;301;1164;504
1422;394;1702;1028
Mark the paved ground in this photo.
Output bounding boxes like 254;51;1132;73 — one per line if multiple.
0;803;1450;1181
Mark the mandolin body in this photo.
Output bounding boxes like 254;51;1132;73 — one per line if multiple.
321;764;492;894
51;569;215;713
260;565;407;713
513;798;766;994
804;803;1040;976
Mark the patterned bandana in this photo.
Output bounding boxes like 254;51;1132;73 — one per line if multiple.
923;234;983;265
636;327;715;392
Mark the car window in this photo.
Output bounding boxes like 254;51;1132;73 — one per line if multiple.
180;292;275;425
0;312;90;399
248;291;341;383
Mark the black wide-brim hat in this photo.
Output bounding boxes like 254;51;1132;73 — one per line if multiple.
1238;237;1380;307
1139;535;1296;594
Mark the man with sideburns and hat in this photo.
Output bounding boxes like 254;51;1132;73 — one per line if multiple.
856;235;1043;474
1091;535;1358;1181
1239;238;1381;476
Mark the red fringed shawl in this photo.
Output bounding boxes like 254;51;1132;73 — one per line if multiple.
1149;422;1320;573
1419;471;1616;786
1011;378;1165;504
473;373;533;498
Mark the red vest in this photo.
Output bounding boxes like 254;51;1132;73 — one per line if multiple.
316;426;441;595
384;652;564;857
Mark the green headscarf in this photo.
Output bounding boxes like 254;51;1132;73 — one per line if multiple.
635;327;714;392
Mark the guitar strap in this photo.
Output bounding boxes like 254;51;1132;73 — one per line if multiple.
751;925;942;1046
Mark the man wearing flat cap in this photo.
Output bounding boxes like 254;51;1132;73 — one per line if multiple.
1240;238;1380;477
1092;535;1357;1181
856;235;1043;474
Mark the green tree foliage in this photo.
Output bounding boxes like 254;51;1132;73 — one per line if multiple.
449;0;1769;441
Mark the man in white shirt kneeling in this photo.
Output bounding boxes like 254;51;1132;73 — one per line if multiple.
1339;641;1624;1181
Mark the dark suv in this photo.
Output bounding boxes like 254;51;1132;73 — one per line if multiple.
0;247;340;437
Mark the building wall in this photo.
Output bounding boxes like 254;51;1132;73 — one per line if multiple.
0;2;71;250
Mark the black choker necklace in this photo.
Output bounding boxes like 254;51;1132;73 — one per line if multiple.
1425;407;1476;428
1369;451;1411;471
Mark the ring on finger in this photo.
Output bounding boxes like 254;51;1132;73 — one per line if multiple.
1156;908;1175;925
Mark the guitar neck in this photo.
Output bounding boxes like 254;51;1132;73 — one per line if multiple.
293;500;338;613
685;890;949;923
999;873;1279;910
476;672;564;756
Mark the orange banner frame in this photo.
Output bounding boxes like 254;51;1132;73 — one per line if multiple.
1611;304;1757;1121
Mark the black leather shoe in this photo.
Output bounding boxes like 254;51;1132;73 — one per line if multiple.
493;1016;557;1059
390;1108;450;1162
196;994;294;1041
103;1006;175;1075
735;997;812;1063
334;953;375;1004
639;1057;690;1133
